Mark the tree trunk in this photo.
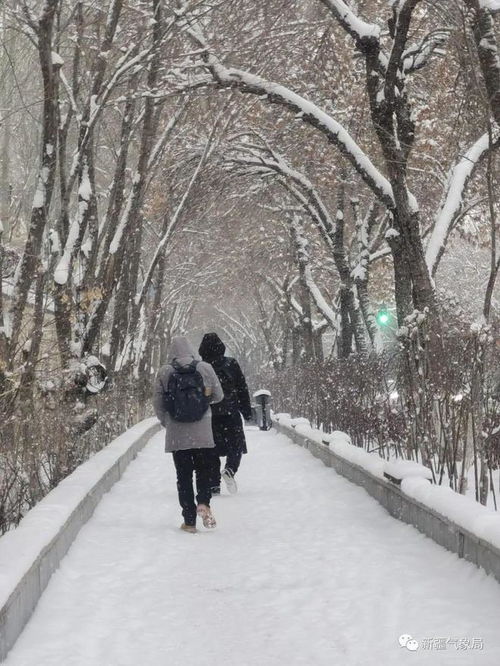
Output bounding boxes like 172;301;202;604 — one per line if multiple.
387;232;413;326
8;0;60;362
1;107;11;239
0;221;6;365
338;288;353;358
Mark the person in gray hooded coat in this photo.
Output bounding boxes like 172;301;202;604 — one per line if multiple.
153;336;223;532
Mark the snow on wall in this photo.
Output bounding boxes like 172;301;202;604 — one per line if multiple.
273;413;500;552
402;477;500;551
275;414;386;477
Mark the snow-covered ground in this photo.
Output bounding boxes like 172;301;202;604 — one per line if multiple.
4;427;500;665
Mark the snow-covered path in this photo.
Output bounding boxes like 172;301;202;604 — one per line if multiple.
5;427;500;666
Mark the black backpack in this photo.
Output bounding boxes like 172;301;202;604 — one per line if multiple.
165;360;209;422
211;359;239;416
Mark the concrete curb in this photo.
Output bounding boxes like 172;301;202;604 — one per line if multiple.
273;420;500;584
0;419;161;662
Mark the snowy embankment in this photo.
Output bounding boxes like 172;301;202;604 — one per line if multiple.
0;418;160;662
273;414;500;567
3;428;500;665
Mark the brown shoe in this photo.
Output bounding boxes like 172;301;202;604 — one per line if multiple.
196;504;217;529
180;523;197;533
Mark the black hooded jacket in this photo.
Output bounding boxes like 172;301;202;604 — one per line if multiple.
199;333;252;420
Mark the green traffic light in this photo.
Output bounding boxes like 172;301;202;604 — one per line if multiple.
377;310;389;325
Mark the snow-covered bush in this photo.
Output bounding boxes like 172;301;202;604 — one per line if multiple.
0;375;152;535
264;320;500;508
263;354;406;453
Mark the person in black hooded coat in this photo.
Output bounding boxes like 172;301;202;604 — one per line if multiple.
199;333;252;494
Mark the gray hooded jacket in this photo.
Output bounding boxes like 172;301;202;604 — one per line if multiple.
153;336;223;452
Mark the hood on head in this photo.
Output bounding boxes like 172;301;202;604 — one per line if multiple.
169;336;197;362
199;333;226;361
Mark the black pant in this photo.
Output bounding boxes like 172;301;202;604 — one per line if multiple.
172;449;213;526
208;448;243;490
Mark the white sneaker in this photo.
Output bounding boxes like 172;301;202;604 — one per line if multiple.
197;504;217;529
222;468;238;494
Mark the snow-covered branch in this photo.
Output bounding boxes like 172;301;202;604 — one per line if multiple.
318;0;380;44
134;126;216;312
402;30;450;73
303;264;339;332
187;27;395;208
426;129;499;275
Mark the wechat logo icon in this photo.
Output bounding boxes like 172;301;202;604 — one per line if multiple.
399;634;419;651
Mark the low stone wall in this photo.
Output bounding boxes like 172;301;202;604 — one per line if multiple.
0;418;161;662
273;419;500;584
